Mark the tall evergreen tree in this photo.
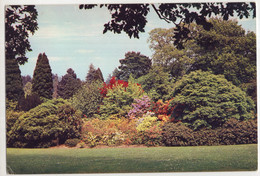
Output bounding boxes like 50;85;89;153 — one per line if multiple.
6;58;24;101
32;53;53;99
57;68;82;99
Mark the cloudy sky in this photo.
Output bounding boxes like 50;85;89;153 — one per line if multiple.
19;4;256;81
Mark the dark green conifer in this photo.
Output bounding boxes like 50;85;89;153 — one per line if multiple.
32;53;53;99
6;58;24;101
57;68;82;99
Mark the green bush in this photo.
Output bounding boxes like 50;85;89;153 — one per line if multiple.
7;98;83;148
65;138;80;147
6;110;24;136
170;70;255;130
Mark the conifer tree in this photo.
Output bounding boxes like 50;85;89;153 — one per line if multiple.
57;68;82;99
6;58;24;101
32;53;53;99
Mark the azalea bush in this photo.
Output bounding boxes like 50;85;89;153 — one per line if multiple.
128;95;152;119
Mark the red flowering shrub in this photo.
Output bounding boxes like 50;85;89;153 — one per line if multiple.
152;99;174;122
100;77;129;97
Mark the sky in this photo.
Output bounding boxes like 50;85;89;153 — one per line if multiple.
19;4;256;81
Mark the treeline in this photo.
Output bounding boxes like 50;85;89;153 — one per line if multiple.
6;17;257;148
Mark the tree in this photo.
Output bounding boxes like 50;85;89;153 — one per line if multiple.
79;3;255;49
32;53;53;99
6;58;24;101
169;70;255;130
148;28;197;79
5;5;38;101
5;5;38;65
116;51;152;81
86;64;104;83
57;68;82;99
148;18;256;88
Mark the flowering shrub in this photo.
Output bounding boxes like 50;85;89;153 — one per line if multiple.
128;95;152;119
81;118;139;147
100;77;129;97
99;79;144;119
152;99;174;122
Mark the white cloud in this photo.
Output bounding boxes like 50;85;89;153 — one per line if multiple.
75;49;95;54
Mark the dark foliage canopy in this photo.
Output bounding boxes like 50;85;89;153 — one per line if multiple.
116;51;151;81
5;5;38;64
57;68;82;99
79;3;255;49
32;53;53;99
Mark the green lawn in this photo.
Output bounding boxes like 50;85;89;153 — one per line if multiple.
6;144;257;174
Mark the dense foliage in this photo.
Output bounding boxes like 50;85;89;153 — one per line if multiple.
71;81;103;117
7;99;82;148
32;53;53;99
6;4;257;148
169;70;255;130
137;66;174;101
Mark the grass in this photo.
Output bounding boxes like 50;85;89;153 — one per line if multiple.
6;144;257;174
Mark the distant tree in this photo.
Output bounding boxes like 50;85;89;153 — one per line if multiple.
32;53;53;99
95;68;104;82
57;68;82;99
86;64;104;83
86;63;96;83
117;51;152;81
79;3;255;49
6;59;24;101
21;75;32;87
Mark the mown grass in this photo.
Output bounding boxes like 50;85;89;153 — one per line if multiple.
6;144;257;174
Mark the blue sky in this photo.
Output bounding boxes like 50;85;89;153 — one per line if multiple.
19;4;256;81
